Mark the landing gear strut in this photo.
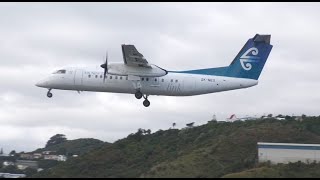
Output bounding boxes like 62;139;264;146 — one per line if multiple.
47;89;53;98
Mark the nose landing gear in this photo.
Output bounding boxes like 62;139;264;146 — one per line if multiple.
47;89;53;98
143;99;150;107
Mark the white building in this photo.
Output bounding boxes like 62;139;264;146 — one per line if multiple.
16;160;38;170
44;154;59;160
0;173;26;178
58;155;67;161
3;161;14;166
44;154;67;161
258;142;320;164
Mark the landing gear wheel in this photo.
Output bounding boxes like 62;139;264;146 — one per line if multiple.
47;89;53;98
143;99;150;107
135;91;143;99
47;92;53;98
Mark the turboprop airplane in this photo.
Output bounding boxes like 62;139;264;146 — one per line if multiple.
35;34;273;107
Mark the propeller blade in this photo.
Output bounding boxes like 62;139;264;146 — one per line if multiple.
103;68;107;82
101;51;108;83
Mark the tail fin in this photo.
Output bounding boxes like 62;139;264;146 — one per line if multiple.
226;34;273;80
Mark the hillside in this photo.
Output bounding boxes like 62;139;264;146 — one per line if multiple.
222;162;320;178
33;138;105;156
33;117;320;178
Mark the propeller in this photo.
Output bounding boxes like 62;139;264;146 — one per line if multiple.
100;51;108;82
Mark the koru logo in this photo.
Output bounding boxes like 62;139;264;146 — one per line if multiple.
240;47;259;71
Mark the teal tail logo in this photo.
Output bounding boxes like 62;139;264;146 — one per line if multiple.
227;34;273;80
239;47;260;71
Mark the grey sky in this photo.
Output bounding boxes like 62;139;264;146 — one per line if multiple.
1;2;320;153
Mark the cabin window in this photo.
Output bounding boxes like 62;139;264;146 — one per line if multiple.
155;78;157;82
162;79;164;82
146;78;149;81
115;76;118;80
88;75;91;78
120;76;123;80
95;75;98;78
175;80;178;83
100;75;103;78
141;78;144;81
126;76;128;80
171;79;173;82
110;76;112;79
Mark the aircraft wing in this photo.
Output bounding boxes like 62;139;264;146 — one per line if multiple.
121;44;152;68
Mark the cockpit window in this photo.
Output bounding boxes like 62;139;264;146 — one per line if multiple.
53;69;66;74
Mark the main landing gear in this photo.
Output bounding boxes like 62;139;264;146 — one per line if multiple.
135;90;150;107
47;89;53;98
135;91;143;99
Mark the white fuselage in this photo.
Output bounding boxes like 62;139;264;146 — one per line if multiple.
36;66;258;96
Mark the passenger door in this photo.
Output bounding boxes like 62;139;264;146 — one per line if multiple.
74;69;83;86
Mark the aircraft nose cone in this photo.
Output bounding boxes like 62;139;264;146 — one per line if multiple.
35;80;47;88
35;82;42;87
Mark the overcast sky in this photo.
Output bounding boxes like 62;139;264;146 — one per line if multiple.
1;2;320;153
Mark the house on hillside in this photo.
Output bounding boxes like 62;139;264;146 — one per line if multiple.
33;153;43;159
42;151;56;155
0;173;26;178
44;155;59;160
186;122;195;128
58;155;67;161
15;160;38;170
44;155;67;161
20;153;33;160
294;116;303;122
3;161;14;166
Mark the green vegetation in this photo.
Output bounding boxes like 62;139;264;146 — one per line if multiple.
222;162;320;178
45;134;67;148
0;165;24;174
38;160;61;169
33;138;105;156
32;116;320;178
0;165;37;177
0;137;105;178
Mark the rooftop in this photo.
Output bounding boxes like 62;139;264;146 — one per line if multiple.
258;142;320;147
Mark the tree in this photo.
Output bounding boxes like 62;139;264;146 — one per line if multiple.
267;114;273;118
45;134;67;148
146;129;151;135
172;123;176;129
285;115;293;120
24;167;38;177
57;147;67;155
302;114;307;120
137;128;144;136
9;150;16;156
